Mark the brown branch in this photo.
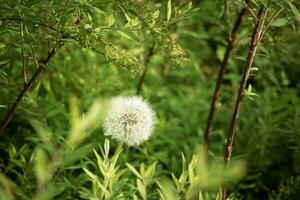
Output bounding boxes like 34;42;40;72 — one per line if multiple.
0;44;63;133
221;7;267;200
136;47;154;95
204;1;248;154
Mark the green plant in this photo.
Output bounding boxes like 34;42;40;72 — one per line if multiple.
0;0;299;199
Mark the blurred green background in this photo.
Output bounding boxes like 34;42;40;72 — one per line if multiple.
0;0;299;199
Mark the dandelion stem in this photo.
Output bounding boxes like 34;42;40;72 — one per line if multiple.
222;6;267;200
204;0;248;154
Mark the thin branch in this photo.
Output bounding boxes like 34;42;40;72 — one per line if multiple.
242;0;258;21
99;27;142;31
221;7;267;200
46;27;51;54
223;0;230;27
1;17;142;32
55;23;62;49
136;46;154;95
0;43;63;133
204;1;248;154
2;16;60;32
54;0;68;49
20;20;27;83
259;7;283;42
24;26;39;68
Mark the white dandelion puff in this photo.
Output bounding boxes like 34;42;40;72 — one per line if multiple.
103;96;156;146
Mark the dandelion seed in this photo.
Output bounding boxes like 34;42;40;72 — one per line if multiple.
103;96;156;146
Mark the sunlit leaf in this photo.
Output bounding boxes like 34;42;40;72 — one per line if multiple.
167;0;172;21
35;148;51;184
126;163;142;180
83;168;97;180
107;14;115;27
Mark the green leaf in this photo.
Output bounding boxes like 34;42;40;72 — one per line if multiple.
30;120;55;153
124;12;131;23
107;14;115;27
83;168;97;180
222;161;246;181
69;97;79;127
216;46;225;61
153;10;160;19
104;139;110;157
84;24;92;29
0;70;7;77
288;2;300;21
137;179;146;200
117;31;134;41
270;18;288;27
63;144;93;166
87;13;93;24
34;184;57;200
156;178;178;200
110;144;123;169
247;84;253;93
251;67;259;71
143;161;157;181
93;149;106;175
171;173;181;191
179;2;193;15
95;180;110;196
215;191;221;200
181;153;187;174
260;0;268;8
126;163;142;179
35;148;50;184
0;59;9;65
199;191;204;200
167;0;172;21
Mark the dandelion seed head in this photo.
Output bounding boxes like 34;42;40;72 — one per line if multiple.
104;96;156;146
